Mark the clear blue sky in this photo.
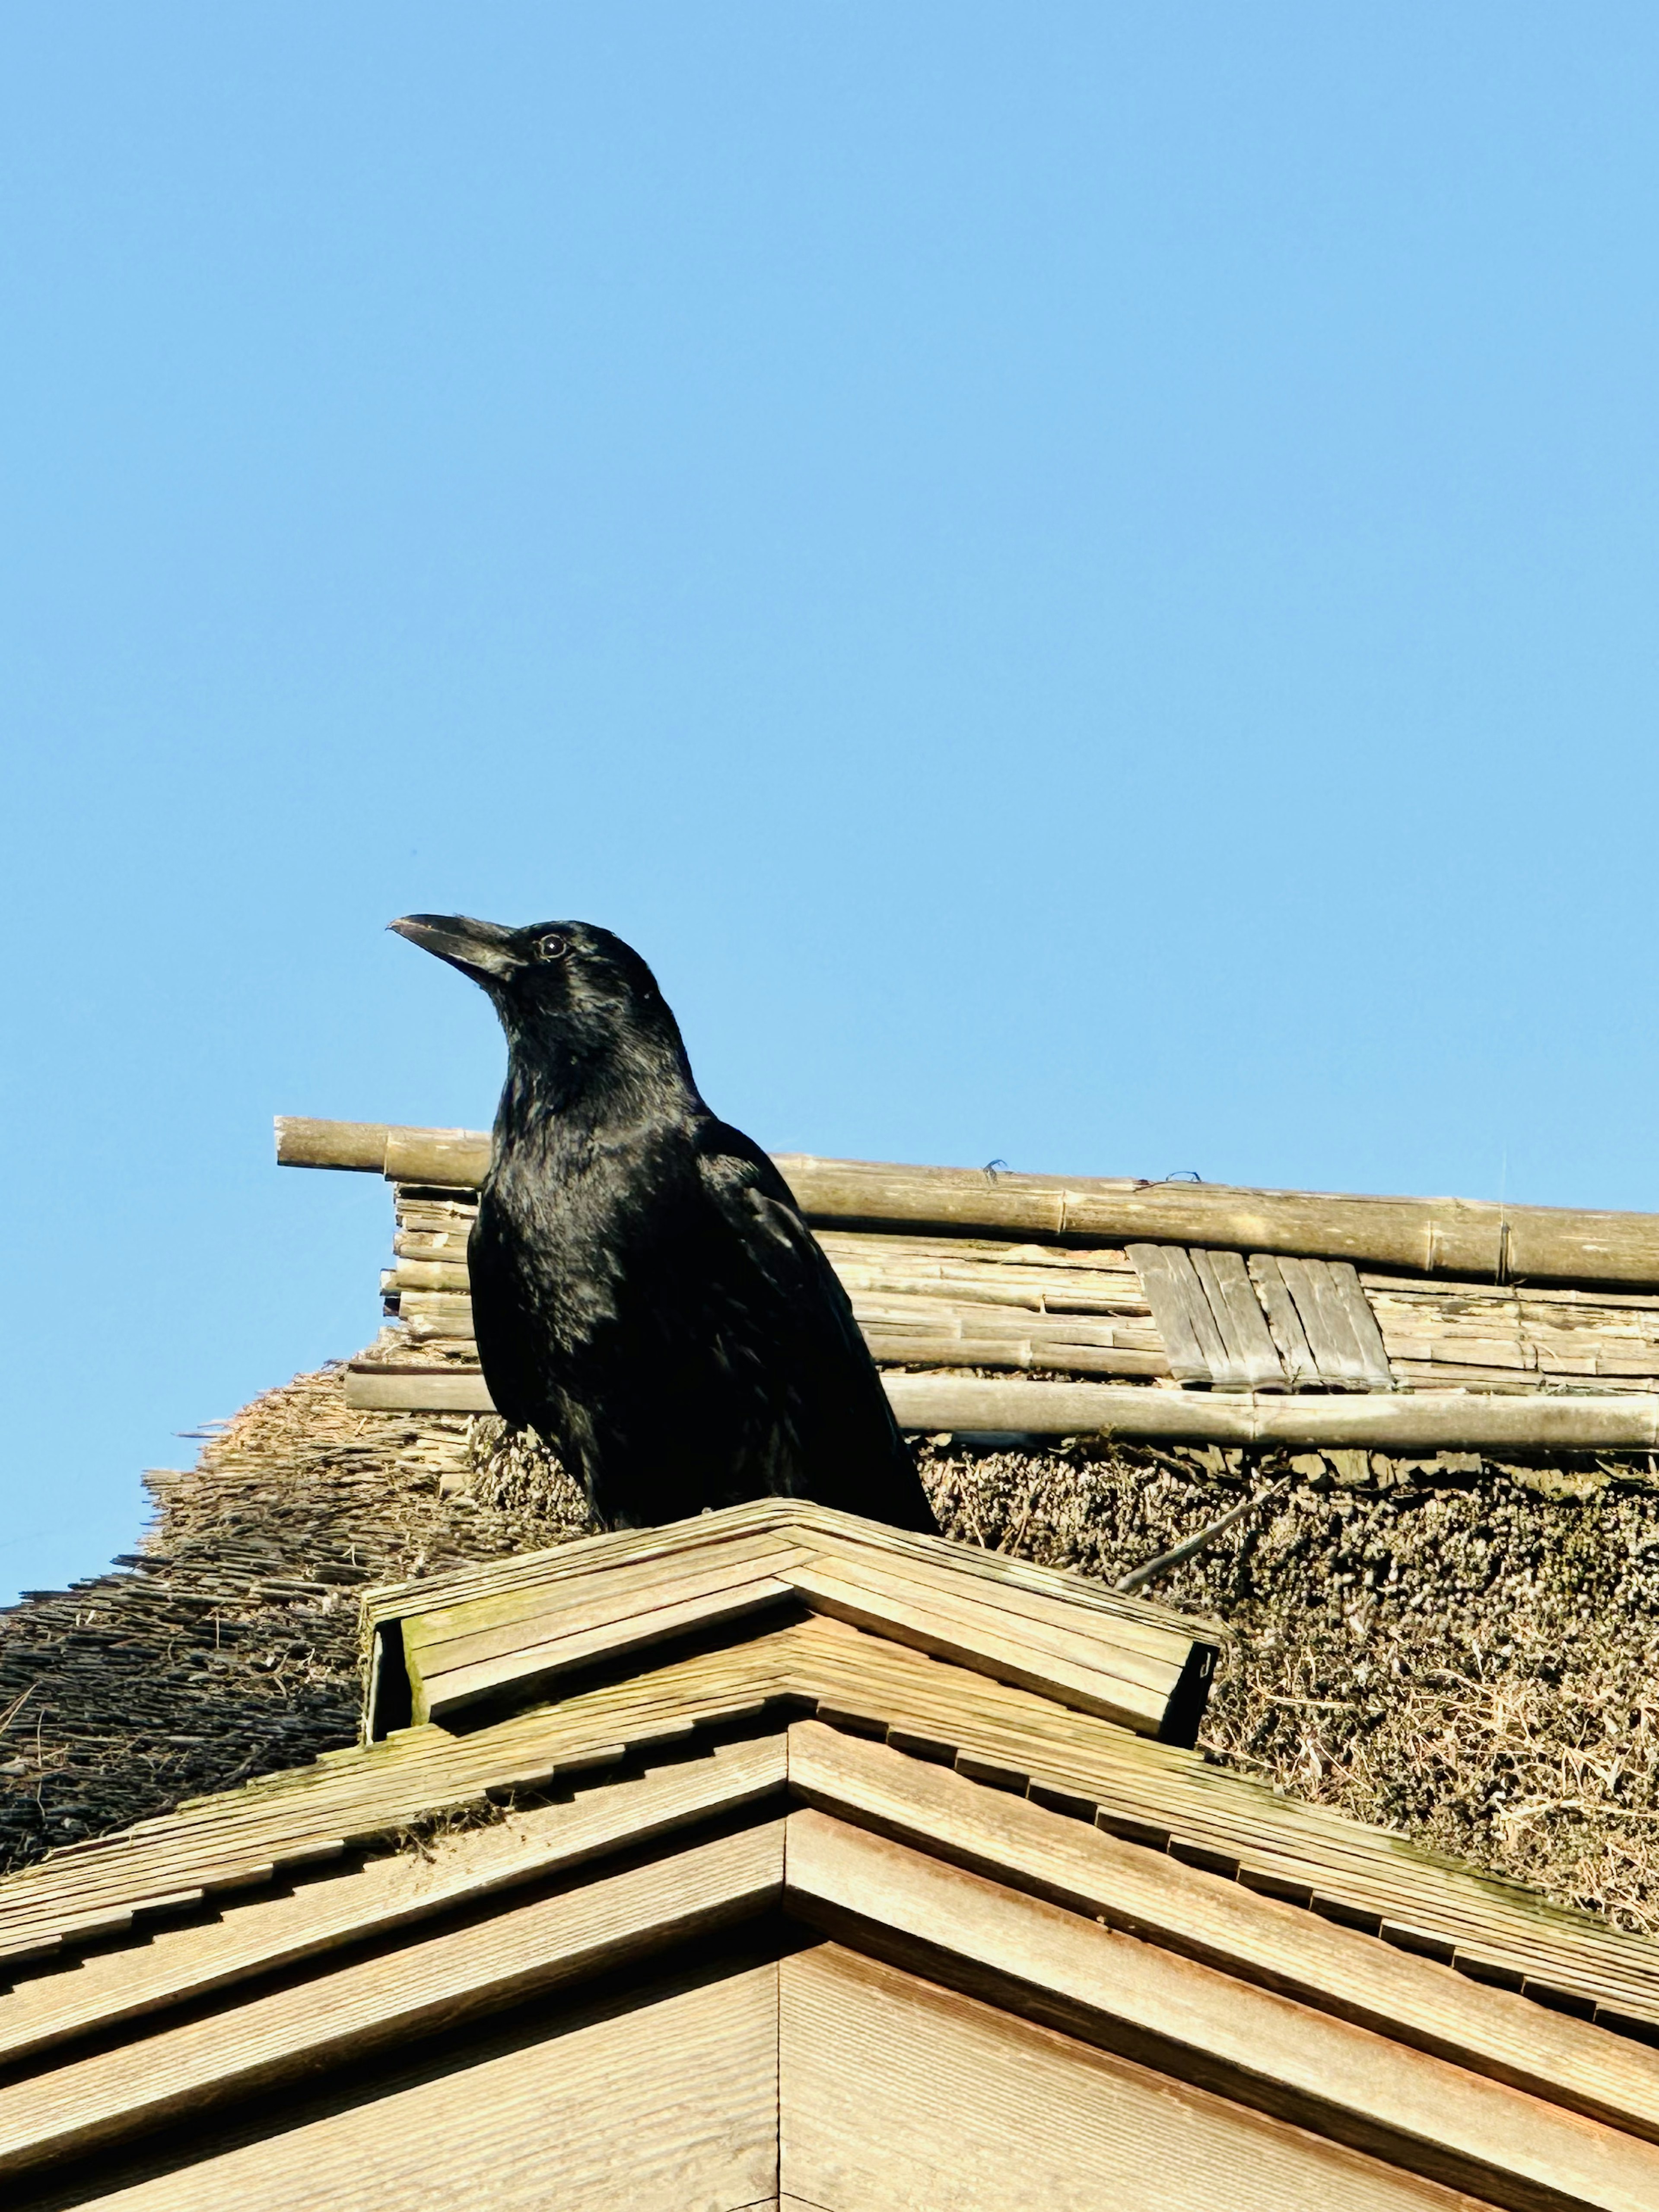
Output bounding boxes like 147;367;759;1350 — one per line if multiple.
3;5;1657;1600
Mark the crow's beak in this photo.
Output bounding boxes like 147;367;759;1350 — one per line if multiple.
389;914;520;984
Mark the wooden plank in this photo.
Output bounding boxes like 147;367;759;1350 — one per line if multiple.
1191;1247;1287;1390
417;1577;801;1725
782;1810;1659;2212
781;1943;1489;2212
772;1639;1659;2027
394;1228;474;1258
1332;1260;1396;1387
0;1820;785;2180
1279;1256;1367;1387
383;1259;471;1293
365;1496;1201;1653
784;1723;1659;2146
0;1737;787;2070
787;1549;1192;1697
783;1562;1170;1736
43;1955;781;2211
1249;1254;1322;1387
347;1365;495;1412
363;1503;821;1626
798;1532;1202;1666
403;1536;814;1662
0;1646;803;1955
6;1610;1659;2040
1163;1246;1244;1385
1126;1244;1214;1383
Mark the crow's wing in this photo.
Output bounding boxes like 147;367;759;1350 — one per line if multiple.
693;1119;936;1531
466;1206;550;1430
693;1120;871;1366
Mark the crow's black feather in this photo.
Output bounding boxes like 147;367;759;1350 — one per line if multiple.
390;913;938;1533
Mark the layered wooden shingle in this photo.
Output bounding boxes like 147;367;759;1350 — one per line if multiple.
8;1499;1659;2205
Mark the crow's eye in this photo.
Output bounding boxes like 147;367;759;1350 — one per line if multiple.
536;932;570;962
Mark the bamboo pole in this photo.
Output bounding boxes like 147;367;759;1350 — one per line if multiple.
275;1118;492;1186
341;1362;1659;1448
279;1118;1659;1286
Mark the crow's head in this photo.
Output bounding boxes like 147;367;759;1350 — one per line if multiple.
389;914;685;1073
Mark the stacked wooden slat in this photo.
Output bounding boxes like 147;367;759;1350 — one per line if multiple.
9;1607;1659;2041
382;1500;1213;1742
386;1190;1175;1379
1368;1277;1659;1393
386;1187;479;1342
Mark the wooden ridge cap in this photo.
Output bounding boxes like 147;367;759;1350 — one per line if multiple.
361;1506;1222;1749
360;1498;1207;1642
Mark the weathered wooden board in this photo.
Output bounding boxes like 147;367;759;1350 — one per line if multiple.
782;1562;1174;1736
388;1505;1206;1742
0;1738;788;2071
412;1572;803;1725
1126;1243;1216;1384
783;1812;1659;2211
1278;1257;1366;1388
1195;1247;1288;1390
6;1606;1659;2045
780;1942;1492;2212
0;1822;784;2180
1249;1254;1322;1387
37;1953;780;2211
1332;1261;1395;1385
785;1723;1659;2146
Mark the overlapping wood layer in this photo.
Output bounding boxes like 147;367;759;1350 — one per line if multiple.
378;1498;1212;1742
14;1478;1659;2208
6;1584;1659;2043
385;1187;1659;1399
16;1779;1659;2210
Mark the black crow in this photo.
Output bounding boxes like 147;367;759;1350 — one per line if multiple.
388;914;938;1534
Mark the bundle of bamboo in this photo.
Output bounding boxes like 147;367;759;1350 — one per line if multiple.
281;1119;1659;1448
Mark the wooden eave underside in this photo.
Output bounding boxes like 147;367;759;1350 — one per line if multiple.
8;1730;1659;2209
5;1612;1659;2045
